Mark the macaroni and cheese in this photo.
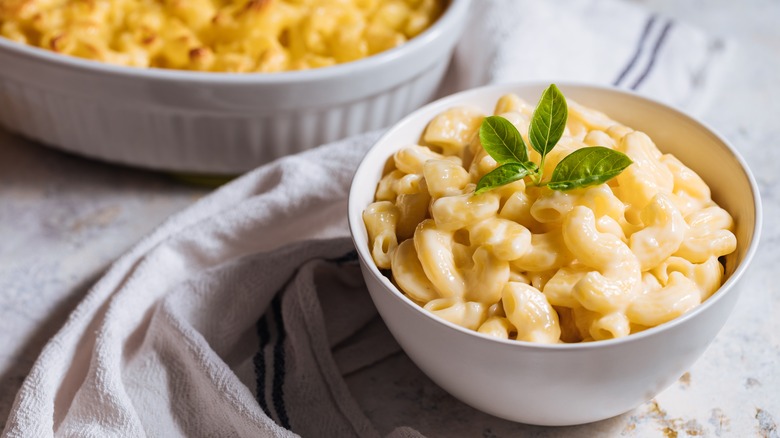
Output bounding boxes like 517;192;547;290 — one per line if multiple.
363;94;738;343
0;0;444;72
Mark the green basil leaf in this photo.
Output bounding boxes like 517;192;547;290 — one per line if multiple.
521;160;538;173
529;84;568;160
547;147;633;191
479;116;528;164
475;163;530;194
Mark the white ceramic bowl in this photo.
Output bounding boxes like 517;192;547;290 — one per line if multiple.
0;0;469;174
348;82;762;426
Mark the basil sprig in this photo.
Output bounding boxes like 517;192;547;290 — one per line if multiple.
547;146;634;191
529;83;568;175
475;162;530;194
479;116;529;164
474;84;632;194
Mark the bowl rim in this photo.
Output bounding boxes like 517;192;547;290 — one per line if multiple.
348;80;764;351
0;0;469;84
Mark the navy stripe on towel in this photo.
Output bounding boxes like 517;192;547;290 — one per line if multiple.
613;14;658;86
630;20;675;90
253;315;272;417
271;294;291;430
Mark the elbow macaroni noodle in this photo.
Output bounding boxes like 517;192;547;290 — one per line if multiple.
363;94;738;343
0;0;443;72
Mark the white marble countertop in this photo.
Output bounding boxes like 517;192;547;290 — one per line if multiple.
1;0;778;436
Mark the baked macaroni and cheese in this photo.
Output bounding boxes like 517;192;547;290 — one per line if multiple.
363;89;737;344
0;0;444;72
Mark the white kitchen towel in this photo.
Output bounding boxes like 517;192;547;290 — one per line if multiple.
3;1;730;437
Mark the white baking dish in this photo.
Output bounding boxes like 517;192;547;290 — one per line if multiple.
0;0;470;174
